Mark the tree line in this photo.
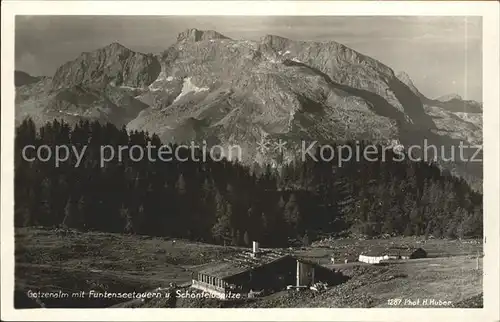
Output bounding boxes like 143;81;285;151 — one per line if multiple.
14;118;483;247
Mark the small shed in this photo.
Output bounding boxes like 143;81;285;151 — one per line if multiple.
386;247;427;260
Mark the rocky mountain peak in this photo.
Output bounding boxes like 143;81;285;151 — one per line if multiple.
260;34;293;47
176;28;230;42
51;42;160;90
80;42;131;58
396;71;414;86
105;42;129;51
436;93;463;102
396;71;426;100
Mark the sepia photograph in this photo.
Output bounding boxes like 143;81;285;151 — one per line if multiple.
1;1;499;321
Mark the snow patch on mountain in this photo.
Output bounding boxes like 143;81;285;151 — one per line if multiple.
120;85;141;90
288;109;296;129
277;50;291;57
58;110;80;117
148;72;176;92
172;77;209;103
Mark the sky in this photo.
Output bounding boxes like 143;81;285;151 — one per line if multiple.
15;16;482;101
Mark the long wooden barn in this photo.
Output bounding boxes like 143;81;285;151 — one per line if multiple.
191;241;345;299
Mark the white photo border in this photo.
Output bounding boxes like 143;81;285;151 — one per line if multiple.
1;1;499;321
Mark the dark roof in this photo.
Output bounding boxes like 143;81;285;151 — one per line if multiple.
198;250;291;279
386;246;426;256
360;246;389;257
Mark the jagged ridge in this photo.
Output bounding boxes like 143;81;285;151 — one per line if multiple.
51;42;161;90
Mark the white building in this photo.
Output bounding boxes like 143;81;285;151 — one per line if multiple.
358;254;389;264
358;247;427;264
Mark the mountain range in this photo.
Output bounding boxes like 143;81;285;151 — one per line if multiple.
15;28;483;187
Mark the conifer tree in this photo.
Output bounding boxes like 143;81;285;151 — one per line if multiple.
243;231;250;246
62;198;82;229
284;193;301;234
